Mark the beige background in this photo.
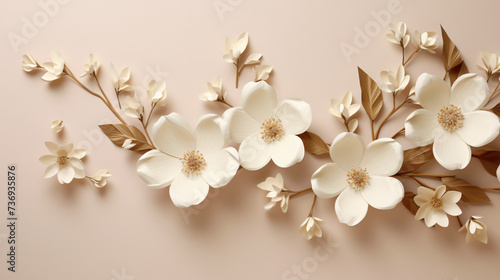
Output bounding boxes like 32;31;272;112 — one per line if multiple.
1;0;500;279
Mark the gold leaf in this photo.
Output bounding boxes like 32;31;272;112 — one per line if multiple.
398;144;433;174
402;192;419;215
490;102;500;118
474;150;500;177
442;177;490;203
298;131;329;155
358;67;383;121
441;26;463;72
99;124;153;154
449;62;469;85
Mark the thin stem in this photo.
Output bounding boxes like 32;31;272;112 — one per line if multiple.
140;117;155;148
370;120;375;141
145;102;157;128
93;73;112;106
482;188;500;191
235;59;240;88
489;80;500;101
218;98;233;108
374;97;408;139
409;176;435;190
308;195;317;216
457;216;463;228
340;114;350;132
403;46;421;66
391;128;405;139
290;188;313;198
115;89;122;109
401;173;455;179
443;71;447;81
401;43;405;65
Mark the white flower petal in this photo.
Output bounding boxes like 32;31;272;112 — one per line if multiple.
433;130;471;170
136;150;182;189
311;163;348;198
415;73;451;113
360;176;404;210
68;149;87;159
169;174;209;208
329;132;365;170
275;98;312;135
434;209;449;227
239;133;271;170
45;141;59;154
335;187;368;226
404;109;440;146
442;203;462;216
39;155;57;165
42;72;60;81
68;158;84;170
59;143;74;155
241;81;277;123
223;107;260;143
152;113;195;157
74;168;85;179
195;114;227;155
201;148;239;188
450;74;489;112
270;134;304;168
441;190;461;205
44;163;60;178
360;138;403;176
57;165;75;184
456;111;500;147
415;203;431;220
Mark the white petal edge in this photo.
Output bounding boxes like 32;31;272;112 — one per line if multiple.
450;73;489;112
329;132;365;171
152;113;195;158
270;134;304;168
360;176;404;210
169;174;209;208
241;81;277;123
275;98;312;135
433;130;471;170
201;148;239;188
238;133;271;171
222;107;260;143
404;109;440;146
195;114;228;155
136;150;182;189
335;187;368;226
415;73;451;113
456;111;500;147
311;163;348;198
360;138;403;176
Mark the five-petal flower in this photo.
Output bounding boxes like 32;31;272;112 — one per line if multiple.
39;142;86;184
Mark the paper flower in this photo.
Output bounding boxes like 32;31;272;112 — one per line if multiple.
478;51;500;77
122;139;136;149
39;142;86;184
414;185;461;227
110;64;134;92
386;22;410;48
459;216;487;244
147;79;167;104
223;32;248;64
136;113;240;207
405;73;500;170
329;91;360;120
22;54;38;72
41;50;64;81
80;54;101;78
51;120;64;133
299;216;325;240
254;65;273;82
380;65;410;93
124;94;143;119
223;81;312;170
199;77;226;102
257;173;290;213
412;31;438;53
311;132;404;226
89;169;111;188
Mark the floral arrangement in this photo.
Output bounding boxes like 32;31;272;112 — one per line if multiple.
23;25;500;244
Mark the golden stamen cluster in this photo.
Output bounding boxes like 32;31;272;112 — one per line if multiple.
181;150;206;176
430;197;443;209
58;155;69;167
346;167;369;190
437;104;464;131
260;117;285;143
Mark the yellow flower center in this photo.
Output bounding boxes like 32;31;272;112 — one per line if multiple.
430;197;443;209
437;104;464;131
346;167;369;190
260;117;285;143
180;150;206;176
58;155;69;167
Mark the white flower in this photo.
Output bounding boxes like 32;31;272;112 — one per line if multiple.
412;31;438;53
478;51;500;77
80;54;101;77
386;22;410;48
89;169;111;188
311;132;404;226
223;81;312;170
380;65;410;93
110;64;134;92
199;77;226;102
147;79;167;104
329;91;360;120
122;139;136;149
22;54;38;72
497;165;500;183
405;73;500;170
257;173;290;213
39;142;86;184
124;94;143;119
136;113;240;207
223;32;248;64
299;216;325;240
41;50;64;81
51;120;64;133
414;185;462;227
459;216;487;244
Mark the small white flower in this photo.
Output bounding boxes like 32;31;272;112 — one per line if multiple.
380;65;410;93
39;142;86;184
122;139;136;150
459;216;487;244
136;113;240;207
329;91;360;120
412;31;438;53
22;54;38;72
199;77;226;102
405;73;500;170
89;169;111;188
223;32;248;64
386;22;410;48
41;50;64;81
477;51;500;77
311;132;404;226
147;79;167;104
223;81;312;170
51;120;64;133
124;94;143;119
80;54;101;77
414;185;462;227
254;65;273;82
299;216;325;240
110;64;134;92
257;173;290;213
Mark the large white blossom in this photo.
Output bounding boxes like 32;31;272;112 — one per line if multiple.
414;185;461;227
39;142;86;184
